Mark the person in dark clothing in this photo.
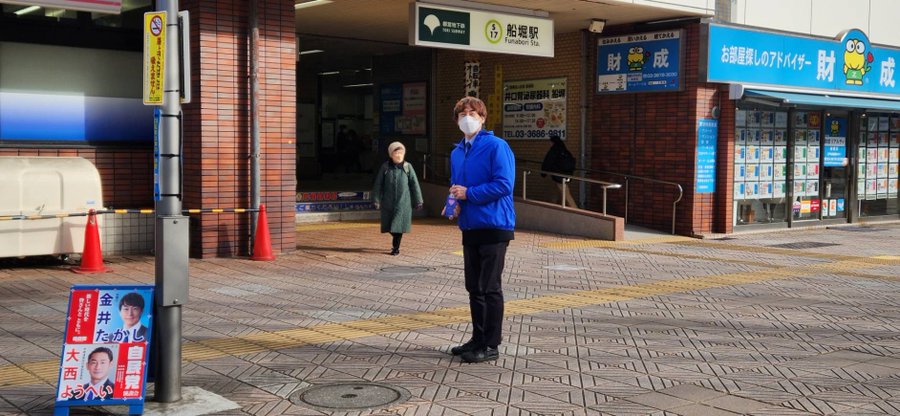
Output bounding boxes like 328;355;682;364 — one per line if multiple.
540;135;578;208
372;141;423;255
443;96;516;364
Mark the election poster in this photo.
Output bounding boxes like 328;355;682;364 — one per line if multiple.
55;285;153;414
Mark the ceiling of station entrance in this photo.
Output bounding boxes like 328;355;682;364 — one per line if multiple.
294;0;710;45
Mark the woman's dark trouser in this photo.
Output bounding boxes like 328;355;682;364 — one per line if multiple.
463;241;508;348
391;233;403;249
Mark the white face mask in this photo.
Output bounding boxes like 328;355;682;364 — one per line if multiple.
457;115;482;136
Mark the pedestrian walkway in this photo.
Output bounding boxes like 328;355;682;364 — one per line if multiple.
1;219;899;415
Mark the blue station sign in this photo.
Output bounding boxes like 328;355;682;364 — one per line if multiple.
597;30;682;93
704;24;900;97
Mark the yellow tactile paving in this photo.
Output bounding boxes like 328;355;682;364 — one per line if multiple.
5;249;894;389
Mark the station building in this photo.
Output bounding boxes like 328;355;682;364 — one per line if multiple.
1;0;897;258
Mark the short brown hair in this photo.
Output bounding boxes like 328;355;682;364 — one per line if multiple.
452;96;487;122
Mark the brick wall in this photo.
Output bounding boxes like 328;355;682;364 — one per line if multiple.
432;31;589;204
182;0;296;257
589;24;725;235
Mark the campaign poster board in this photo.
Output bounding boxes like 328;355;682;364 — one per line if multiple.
55;285;153;415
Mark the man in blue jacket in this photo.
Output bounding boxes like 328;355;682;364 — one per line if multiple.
443;96;516;363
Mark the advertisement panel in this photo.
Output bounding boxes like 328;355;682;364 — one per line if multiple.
2;0;122;14
502;77;566;140
705;24;900;97
597;30;682;93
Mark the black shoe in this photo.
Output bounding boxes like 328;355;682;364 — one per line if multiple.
450;339;479;356
390;248;399;255
460;346;499;363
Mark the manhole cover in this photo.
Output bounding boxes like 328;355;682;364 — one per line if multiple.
829;226;886;232
291;382;410;411
378;266;434;274
768;241;840;249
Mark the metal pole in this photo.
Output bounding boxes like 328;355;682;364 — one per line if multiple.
624;179;629;223
249;0;260;253
522;170;529;200
562;178;569;208
579;29;588;208
422;153;427;181
154;0;185;403
603;187;608;215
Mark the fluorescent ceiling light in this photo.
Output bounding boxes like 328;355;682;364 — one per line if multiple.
299;49;324;55
318;71;340;75
343;83;373;88
14;5;41;15
295;0;332;10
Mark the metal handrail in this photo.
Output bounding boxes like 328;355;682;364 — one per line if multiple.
522;169;621;215
589;169;683;235
426;153;683;234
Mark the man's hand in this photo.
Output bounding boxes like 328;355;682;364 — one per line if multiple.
373;202;380;209
415;203;423;210
449;185;468;200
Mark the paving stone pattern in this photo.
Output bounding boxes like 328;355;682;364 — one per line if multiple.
0;220;899;415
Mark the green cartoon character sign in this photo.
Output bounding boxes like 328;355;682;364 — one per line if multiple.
627;46;649;71
841;29;874;85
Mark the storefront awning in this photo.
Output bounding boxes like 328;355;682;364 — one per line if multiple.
741;89;900;112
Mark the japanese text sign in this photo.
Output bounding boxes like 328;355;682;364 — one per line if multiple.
597;30;682;93
824;116;847;167
704;24;900;97
410;2;554;58
55;285;153;414
502;77;566;140
696;119;718;193
143;11;166;105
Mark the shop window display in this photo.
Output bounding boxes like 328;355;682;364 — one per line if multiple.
858;115;900;216
734;109;789;224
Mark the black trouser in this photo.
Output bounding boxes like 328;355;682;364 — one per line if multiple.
391;232;403;249
463;241;508;348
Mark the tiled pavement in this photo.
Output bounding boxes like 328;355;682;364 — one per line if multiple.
1;219;899;415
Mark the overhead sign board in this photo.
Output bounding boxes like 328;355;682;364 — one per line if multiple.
2;0;122;14
597;30;683;93
410;2;554;58
143;11;166;105
703;23;900;97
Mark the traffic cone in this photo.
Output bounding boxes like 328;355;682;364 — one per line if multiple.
251;204;275;261
73;210;109;273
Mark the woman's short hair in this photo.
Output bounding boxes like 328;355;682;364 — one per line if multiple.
452;96;487;121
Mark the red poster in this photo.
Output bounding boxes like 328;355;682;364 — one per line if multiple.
66;289;99;344
810;199;820;212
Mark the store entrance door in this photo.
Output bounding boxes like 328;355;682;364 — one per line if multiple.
821;115;849;219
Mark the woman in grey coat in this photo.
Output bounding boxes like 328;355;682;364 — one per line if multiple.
373;141;423;255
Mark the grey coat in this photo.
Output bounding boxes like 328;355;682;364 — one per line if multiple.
373;161;423;233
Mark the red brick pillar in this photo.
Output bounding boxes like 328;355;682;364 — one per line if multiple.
181;0;296;258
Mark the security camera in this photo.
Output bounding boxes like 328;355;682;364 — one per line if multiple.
588;19;606;34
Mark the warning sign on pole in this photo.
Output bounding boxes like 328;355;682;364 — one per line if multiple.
143;11;167;105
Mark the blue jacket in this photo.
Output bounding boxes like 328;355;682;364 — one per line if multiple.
450;130;516;232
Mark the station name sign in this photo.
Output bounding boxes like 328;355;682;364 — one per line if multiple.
2;0;122;14
410;2;554;58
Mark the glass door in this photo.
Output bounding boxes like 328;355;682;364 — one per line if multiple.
791;111;823;221
821;115;849;219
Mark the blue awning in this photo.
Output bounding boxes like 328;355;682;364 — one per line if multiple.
743;89;900;112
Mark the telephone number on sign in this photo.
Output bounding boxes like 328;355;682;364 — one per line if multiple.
504;129;566;139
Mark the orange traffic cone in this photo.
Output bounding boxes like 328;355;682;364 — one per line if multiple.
73;210;109;273
251;204;275;261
